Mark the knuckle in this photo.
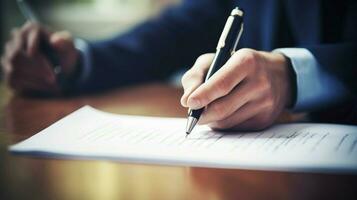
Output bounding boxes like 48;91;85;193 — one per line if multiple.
239;48;254;54
241;49;257;64
239;50;261;74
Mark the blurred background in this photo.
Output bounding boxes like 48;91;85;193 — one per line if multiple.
0;0;180;80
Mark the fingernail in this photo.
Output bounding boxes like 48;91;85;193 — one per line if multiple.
188;98;201;109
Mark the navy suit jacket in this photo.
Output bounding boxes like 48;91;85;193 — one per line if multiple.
81;0;357;122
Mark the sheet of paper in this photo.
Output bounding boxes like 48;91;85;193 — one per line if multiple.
9;106;357;173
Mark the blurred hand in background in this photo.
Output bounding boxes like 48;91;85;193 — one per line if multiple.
1;22;79;95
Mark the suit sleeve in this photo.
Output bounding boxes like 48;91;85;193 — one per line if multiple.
76;0;230;93
307;44;357;94
302;1;357;123
305;1;357;95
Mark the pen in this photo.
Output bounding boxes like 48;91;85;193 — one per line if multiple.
17;0;68;90
185;7;244;135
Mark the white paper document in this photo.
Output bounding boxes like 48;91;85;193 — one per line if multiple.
9;106;357;173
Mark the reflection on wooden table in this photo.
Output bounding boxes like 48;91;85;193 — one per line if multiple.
0;83;356;200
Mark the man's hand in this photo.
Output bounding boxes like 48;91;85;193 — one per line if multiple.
181;48;294;131
1;22;79;95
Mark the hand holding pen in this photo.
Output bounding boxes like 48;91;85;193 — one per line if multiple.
182;7;295;134
0;0;80;95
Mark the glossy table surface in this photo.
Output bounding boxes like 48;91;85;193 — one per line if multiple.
0;83;356;200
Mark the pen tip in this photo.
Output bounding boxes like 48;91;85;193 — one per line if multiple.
185;116;198;136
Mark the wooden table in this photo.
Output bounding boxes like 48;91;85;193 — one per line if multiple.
0;83;356;200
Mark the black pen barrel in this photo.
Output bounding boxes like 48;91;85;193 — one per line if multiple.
186;7;244;134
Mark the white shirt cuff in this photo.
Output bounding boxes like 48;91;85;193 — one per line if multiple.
274;48;349;112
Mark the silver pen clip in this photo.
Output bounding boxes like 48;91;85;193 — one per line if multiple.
217;16;234;50
217;7;244;53
231;23;244;56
